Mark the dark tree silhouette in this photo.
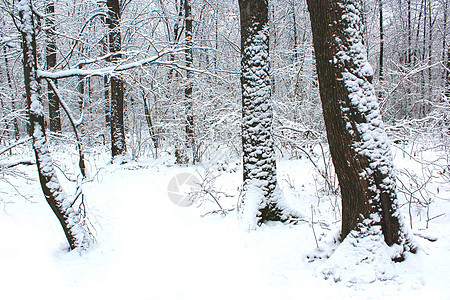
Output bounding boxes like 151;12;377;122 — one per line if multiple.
307;0;416;260
45;0;61;133
107;0;126;159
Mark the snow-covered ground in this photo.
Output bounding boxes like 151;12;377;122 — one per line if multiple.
1;142;449;299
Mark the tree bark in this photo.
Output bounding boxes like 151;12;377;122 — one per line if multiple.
46;0;61;133
107;0;126;159
184;0;195;162
307;0;415;259
238;0;297;226
379;0;384;80
291;0;298;61
18;0;92;250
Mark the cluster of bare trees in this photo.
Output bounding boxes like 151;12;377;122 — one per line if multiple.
1;0;445;261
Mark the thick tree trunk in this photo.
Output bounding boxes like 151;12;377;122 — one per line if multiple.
107;0;126;159
18;0;92;250
307;0;415;260
238;0;298;226
46;0;61;133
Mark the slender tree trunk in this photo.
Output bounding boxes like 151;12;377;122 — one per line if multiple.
101;15;110;128
3;45;19;139
446;1;450;98
407;0;412;66
292;0;298;61
46;0;61;133
420;0;427;117
447;44;450;98
415;0;425;66
18;0;92;250
379;0;384;80
0;82;6;142
142;88;159;157
238;0;298;226
427;0;432;115
214;10;218;72
107;0;126;159
184;0;195;162
170;0;183;79
307;0;415;260
104;75;110;127
443;0;447;64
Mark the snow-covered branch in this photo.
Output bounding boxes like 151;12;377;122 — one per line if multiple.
38;49;183;79
0;137;32;156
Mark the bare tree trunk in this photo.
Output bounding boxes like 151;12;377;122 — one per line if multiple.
170;0;183;79
291;0;298;61
3;45;19;140
184;0;195;162
407;0;412;66
18;0;92;250
427;0;432;115
142;87;159;157
46;0;61;133
107;0;126;159
447;44;450;98
214;9;218;72
307;0;415;260
101;15;110;128
104;75;110;127
379;0;384;80
238;0;299;226
420;0;427;117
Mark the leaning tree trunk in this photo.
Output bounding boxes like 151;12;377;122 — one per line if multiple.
307;0;415;260
45;0;61;133
238;0;299;227
107;0;126;159
18;0;92;250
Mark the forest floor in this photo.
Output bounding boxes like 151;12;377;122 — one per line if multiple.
0;141;449;299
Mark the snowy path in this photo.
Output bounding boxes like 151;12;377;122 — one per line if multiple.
1;158;449;299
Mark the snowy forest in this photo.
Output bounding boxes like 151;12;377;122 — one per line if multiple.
0;0;449;298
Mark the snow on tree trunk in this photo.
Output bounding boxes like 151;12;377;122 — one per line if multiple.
184;0;195;163
18;0;92;251
107;0;126;160
238;0;300;228
307;0;416;280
